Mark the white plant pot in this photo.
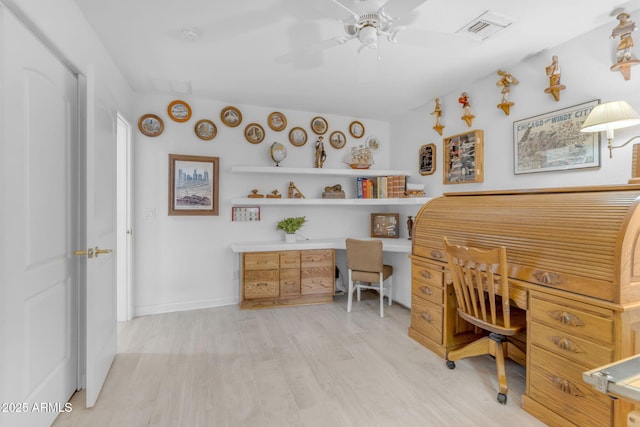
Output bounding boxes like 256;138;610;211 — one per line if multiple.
285;233;297;243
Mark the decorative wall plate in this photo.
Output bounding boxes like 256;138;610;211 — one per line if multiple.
220;106;242;127
288;127;307;146
349;120;365;138
268;112;287;131
244;123;265;144
167;100;192;122
366;135;380;151
194;119;217;141
329;130;346;149
138;114;164;137
310;116;328;135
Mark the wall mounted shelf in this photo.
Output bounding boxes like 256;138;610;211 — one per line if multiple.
231;165;412;177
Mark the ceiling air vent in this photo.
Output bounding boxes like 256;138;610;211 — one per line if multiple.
456;11;513;41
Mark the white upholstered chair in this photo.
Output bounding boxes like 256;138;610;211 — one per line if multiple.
345;238;393;317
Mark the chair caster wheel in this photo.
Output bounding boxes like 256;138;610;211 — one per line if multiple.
446;360;455;369
497;393;507;405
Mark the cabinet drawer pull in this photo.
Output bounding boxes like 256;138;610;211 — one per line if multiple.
431;250;444;259
420;270;432;279
256;282;268;287
549;375;585;397
257;260;267;264
550;336;584;353
420;286;433;295
283;281;295;285
283;260;296;264
548;310;585;327
420;312;432;322
533;271;562;285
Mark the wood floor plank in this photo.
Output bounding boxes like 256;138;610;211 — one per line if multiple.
53;294;545;426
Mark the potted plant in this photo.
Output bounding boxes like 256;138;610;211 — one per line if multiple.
276;216;306;242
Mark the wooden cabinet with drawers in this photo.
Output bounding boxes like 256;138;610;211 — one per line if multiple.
240;249;334;309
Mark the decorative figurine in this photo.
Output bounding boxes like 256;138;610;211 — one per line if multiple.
544;55;566;101
458;92;475;127
610;12;640;80
322;184;346;199
247;189;264;198
287;181;305;199
431;98;445;135
266;189;282;198
314;136;327;168
496;70;518;115
407;215;414;240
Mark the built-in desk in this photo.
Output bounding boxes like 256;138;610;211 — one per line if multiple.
410;185;640;427
231;237;411;309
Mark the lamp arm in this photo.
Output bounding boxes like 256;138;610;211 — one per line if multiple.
608;135;640;158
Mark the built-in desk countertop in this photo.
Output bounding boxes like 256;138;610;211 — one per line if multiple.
231;237;412;253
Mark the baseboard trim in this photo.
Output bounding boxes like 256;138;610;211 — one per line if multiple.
134;297;239;317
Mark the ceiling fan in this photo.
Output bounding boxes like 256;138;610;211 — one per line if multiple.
329;0;427;53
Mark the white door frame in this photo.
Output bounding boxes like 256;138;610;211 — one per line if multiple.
117;114;133;322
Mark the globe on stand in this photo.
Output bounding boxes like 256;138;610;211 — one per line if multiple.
270;141;287;167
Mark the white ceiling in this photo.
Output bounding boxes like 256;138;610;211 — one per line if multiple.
73;0;639;120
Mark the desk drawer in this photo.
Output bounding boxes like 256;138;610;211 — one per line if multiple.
280;251;300;269
529;321;613;368
411;296;443;345
280;268;300;297
411;260;443;288
244;270;279;299
412;281;443;305
530;292;613;346
244;252;279;271
301;267;333;295
301;249;333;267
529;345;612;427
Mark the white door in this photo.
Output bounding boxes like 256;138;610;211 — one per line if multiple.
82;65;118;408
0;8;78;427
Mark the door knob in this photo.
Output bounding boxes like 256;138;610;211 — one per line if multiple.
94;247;112;257
73;248;94;258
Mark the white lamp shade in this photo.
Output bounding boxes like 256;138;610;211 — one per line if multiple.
580;101;640;133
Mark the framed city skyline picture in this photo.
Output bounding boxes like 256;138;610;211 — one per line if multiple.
168;154;219;216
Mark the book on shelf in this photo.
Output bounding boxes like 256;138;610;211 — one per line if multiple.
356;175;406;199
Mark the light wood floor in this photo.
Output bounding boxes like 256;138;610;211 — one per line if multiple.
53;293;546;427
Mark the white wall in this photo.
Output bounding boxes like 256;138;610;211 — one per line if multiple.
133;94;402;314
391;11;640;196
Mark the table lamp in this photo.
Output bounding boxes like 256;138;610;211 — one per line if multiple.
580;100;640;158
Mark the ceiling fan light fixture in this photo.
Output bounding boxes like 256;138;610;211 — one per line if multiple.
358;25;378;46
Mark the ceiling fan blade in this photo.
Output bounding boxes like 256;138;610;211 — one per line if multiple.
379;0;428;20
330;0;361;21
276;22;344;69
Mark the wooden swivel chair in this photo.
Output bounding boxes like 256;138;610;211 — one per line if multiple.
345;238;393;318
442;236;526;405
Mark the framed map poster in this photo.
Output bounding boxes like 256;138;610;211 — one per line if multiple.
513;100;600;174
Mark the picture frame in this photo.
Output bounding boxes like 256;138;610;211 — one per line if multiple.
220;106;242;127
443;129;483;184
310;116;328;135
349;121;365;138
244;123;265;144
194;119;217;141
268;112;287;131
232;206;260;221
167;100;192;122
289;127;307;146
513;100;601;174
370;213;400;238
419;143;436;176
168;154;219;216
138;114;164;137
329;130;346;149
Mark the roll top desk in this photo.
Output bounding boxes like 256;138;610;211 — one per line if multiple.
409;185;640;427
